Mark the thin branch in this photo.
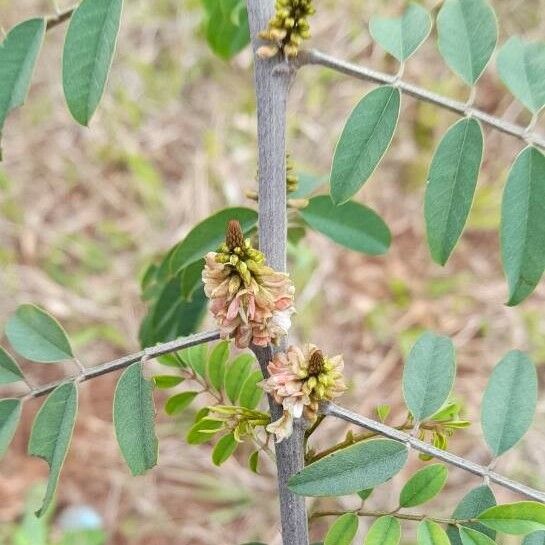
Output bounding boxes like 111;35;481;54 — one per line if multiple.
310;509;475;525
12;330;220;401
297;49;545;151
322;402;545;503
46;6;75;31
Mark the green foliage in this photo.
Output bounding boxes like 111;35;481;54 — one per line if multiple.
62;0;123;125
500;147;545;305
478;502;545;535
497;37;545;114
238;369;264;409
208;340;229;391
447;485;497;545
425;118;484;265
0;398;22;460
202;0;250;60
225;354;255;403
0;18;45;146
402;332;456;422
300;196;391;256
28;381;78;517
357;488;373;501
324;513;359;545
364;515;401;545
186;417;224;444
152;375;184;389
330;85;401;205
164;391;198;415
212;432;238;466
5;304;74;363
113;362;158;475
418;520;450;545
459;527;496;545
369;4;431;62
399;464;448;508
0;346;24;384
481;350;537;456
288;439;408;497
436;0;498;85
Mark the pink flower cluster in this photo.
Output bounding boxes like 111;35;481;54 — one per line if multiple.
202;221;295;349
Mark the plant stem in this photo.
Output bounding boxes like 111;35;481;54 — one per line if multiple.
246;1;309;543
310;509;476;525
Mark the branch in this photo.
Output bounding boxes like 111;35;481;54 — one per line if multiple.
46;6;75;31
310;509;474;525
14;329;220;401
246;0;309;543
323;402;545;503
297;49;545;151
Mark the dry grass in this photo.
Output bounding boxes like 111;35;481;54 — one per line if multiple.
1;0;545;543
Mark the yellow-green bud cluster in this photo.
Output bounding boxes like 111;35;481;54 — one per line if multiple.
209;405;271;442
297;349;342;400
258;0;315;59
215;220;265;286
286;154;299;194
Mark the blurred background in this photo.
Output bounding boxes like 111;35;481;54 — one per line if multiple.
1;0;545;543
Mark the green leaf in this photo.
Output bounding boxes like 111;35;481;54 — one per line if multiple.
208;341;229;391
0;346;24;384
225;353;255;403
418;520;450;545
0;19;45;134
436;0;498;85
447;485;497;545
425;118;484;265
459;528;496;545
357;488;373;501
180;343;208;378
5;304;74;363
501;146;545;305
399;464;448;508
324;513;359;545
152;375;183;389
290;172;326;199
364;515;401;545
369;4;431;62
330;85;401;205
524;532;545;545
481;350;537;456
238;369;264;409
170;207;258;274
248;450;260;473
113;362;158;476
497;37;545;114
0;398;22;459
202;0;250;60
402;332;456;422
288;439;408;497
478;502;545;535
62;0;123;125
28;381;78;517
212;432;238;466
186;417;223;444
164;391;198;415
300;196;391;256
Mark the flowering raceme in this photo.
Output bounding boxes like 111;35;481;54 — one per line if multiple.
261;344;346;441
202;220;295;349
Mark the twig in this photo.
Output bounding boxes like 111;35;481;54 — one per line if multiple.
14;330;220;401
310;509;475;525
323;402;545;503
297;49;545;151
46;6;75;31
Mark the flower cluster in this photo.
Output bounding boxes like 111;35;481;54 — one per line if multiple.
258;0;315;59
202;220;295;349
260;344;346;441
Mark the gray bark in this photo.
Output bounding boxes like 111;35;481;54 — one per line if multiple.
246;1;310;544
